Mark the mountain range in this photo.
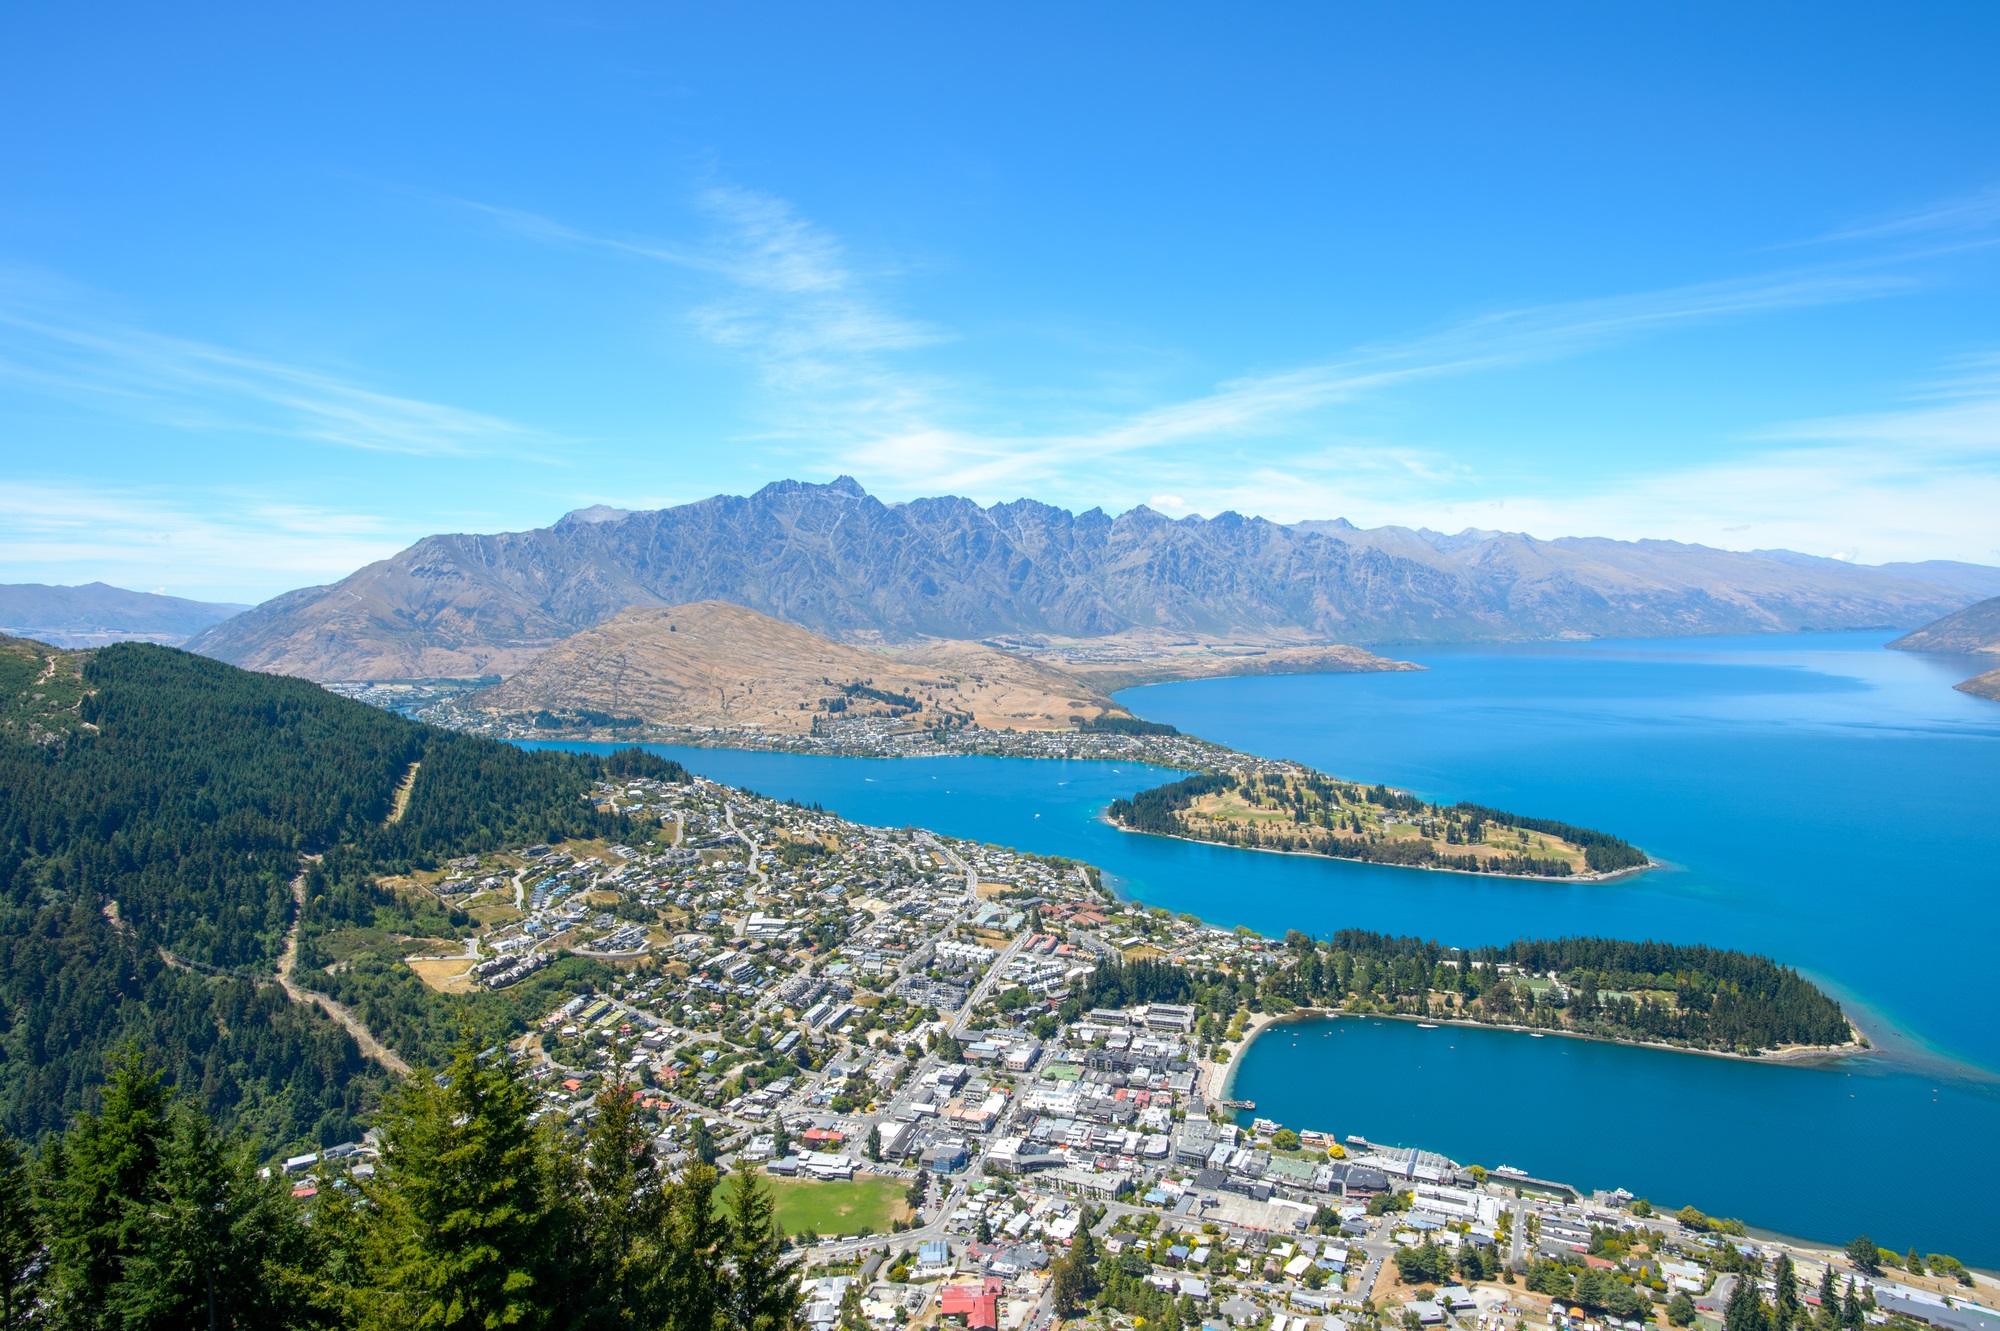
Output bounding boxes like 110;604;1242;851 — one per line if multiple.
185;477;2000;682
0;581;248;648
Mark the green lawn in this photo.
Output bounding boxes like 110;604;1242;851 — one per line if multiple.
747;1173;908;1238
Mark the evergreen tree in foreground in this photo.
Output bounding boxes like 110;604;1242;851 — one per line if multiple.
1724;1269;1765;1331
0;1133;42;1331
726;1171;803;1331
37;1046;172;1328
0;1029;809;1331
1772;1253;1799;1331
355;1037;565;1331
107;1103;310;1330
581;1081;665;1331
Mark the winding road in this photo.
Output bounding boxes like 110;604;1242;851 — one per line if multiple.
276;860;412;1076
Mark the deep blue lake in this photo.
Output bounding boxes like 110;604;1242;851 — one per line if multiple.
526;630;2000;1262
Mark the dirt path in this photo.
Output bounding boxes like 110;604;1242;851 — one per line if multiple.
277;861;412;1076
386;761;421;824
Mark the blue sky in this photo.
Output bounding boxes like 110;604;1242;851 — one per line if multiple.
3;4;1998;601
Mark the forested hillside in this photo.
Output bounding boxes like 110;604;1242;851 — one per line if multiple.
0;636;671;1148
1067;929;1853;1054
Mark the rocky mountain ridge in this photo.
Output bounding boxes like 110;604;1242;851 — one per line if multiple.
185;477;1998;682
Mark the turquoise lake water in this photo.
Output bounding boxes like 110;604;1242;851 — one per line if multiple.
526;630;2000;1261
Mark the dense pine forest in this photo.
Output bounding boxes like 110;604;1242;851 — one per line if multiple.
0;1035;798;1331
1068;929;1853;1054
0;636;679;1149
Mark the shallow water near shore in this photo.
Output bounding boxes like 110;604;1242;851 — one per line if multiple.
525;630;2000;1260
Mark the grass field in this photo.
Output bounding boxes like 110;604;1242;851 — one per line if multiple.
744;1173;910;1238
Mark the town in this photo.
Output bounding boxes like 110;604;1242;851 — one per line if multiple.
288;767;1998;1331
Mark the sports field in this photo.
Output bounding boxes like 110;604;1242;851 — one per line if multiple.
750;1173;909;1237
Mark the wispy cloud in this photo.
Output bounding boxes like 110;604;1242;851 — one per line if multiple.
468;179;1998;565
1161;354;2000;565
0;481;409;601
1808;182;2000;247
480;178;1920;499
0;273;557;458
468;179;1951;513
829;262;1914;501
461;185;943;400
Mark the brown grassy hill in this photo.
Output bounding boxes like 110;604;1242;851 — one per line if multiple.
1956;668;2000;703
471;601;1132;734
1887;595;2000;655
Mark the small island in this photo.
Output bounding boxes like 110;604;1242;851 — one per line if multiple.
1108;768;1650;878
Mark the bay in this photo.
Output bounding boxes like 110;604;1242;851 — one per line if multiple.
525;630;2000;1260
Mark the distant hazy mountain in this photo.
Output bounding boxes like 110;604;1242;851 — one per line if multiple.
186;477;1996;682
1959;668;2000;702
1886;596;2000;655
0;581;248;648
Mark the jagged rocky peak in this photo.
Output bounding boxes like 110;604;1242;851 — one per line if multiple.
561;504;632;526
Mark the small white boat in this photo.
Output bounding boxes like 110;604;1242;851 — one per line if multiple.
1417;1023;1438;1029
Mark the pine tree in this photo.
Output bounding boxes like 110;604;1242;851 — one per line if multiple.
581;1081;667;1329
0;1133;42;1331
865;1125;881;1162
1905;1250;1923;1277
1841;1281;1862;1330
363;1040;558;1331
652;1164;728;1331
1773;1254;1799;1330
1724;1271;1764;1331
1818;1266;1839;1329
39;1044;171;1329
725;1170;803;1331
109;1103;311;1330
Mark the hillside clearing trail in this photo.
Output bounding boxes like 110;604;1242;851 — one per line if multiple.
386;760;421;823
277;859;412;1076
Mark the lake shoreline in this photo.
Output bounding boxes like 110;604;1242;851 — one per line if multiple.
1229;1005;1876;1079
1100;813;1658;885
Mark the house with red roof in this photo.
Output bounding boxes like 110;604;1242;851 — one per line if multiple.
939;1276;1004;1330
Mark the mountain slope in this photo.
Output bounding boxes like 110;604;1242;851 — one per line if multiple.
473;599;1130;733
0;581;248;647
0;635;657;1146
1885;595;2000;654
186;477;1993;682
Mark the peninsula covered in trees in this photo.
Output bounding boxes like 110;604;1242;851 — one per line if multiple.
1107;769;1650;878
1070;930;1858;1057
